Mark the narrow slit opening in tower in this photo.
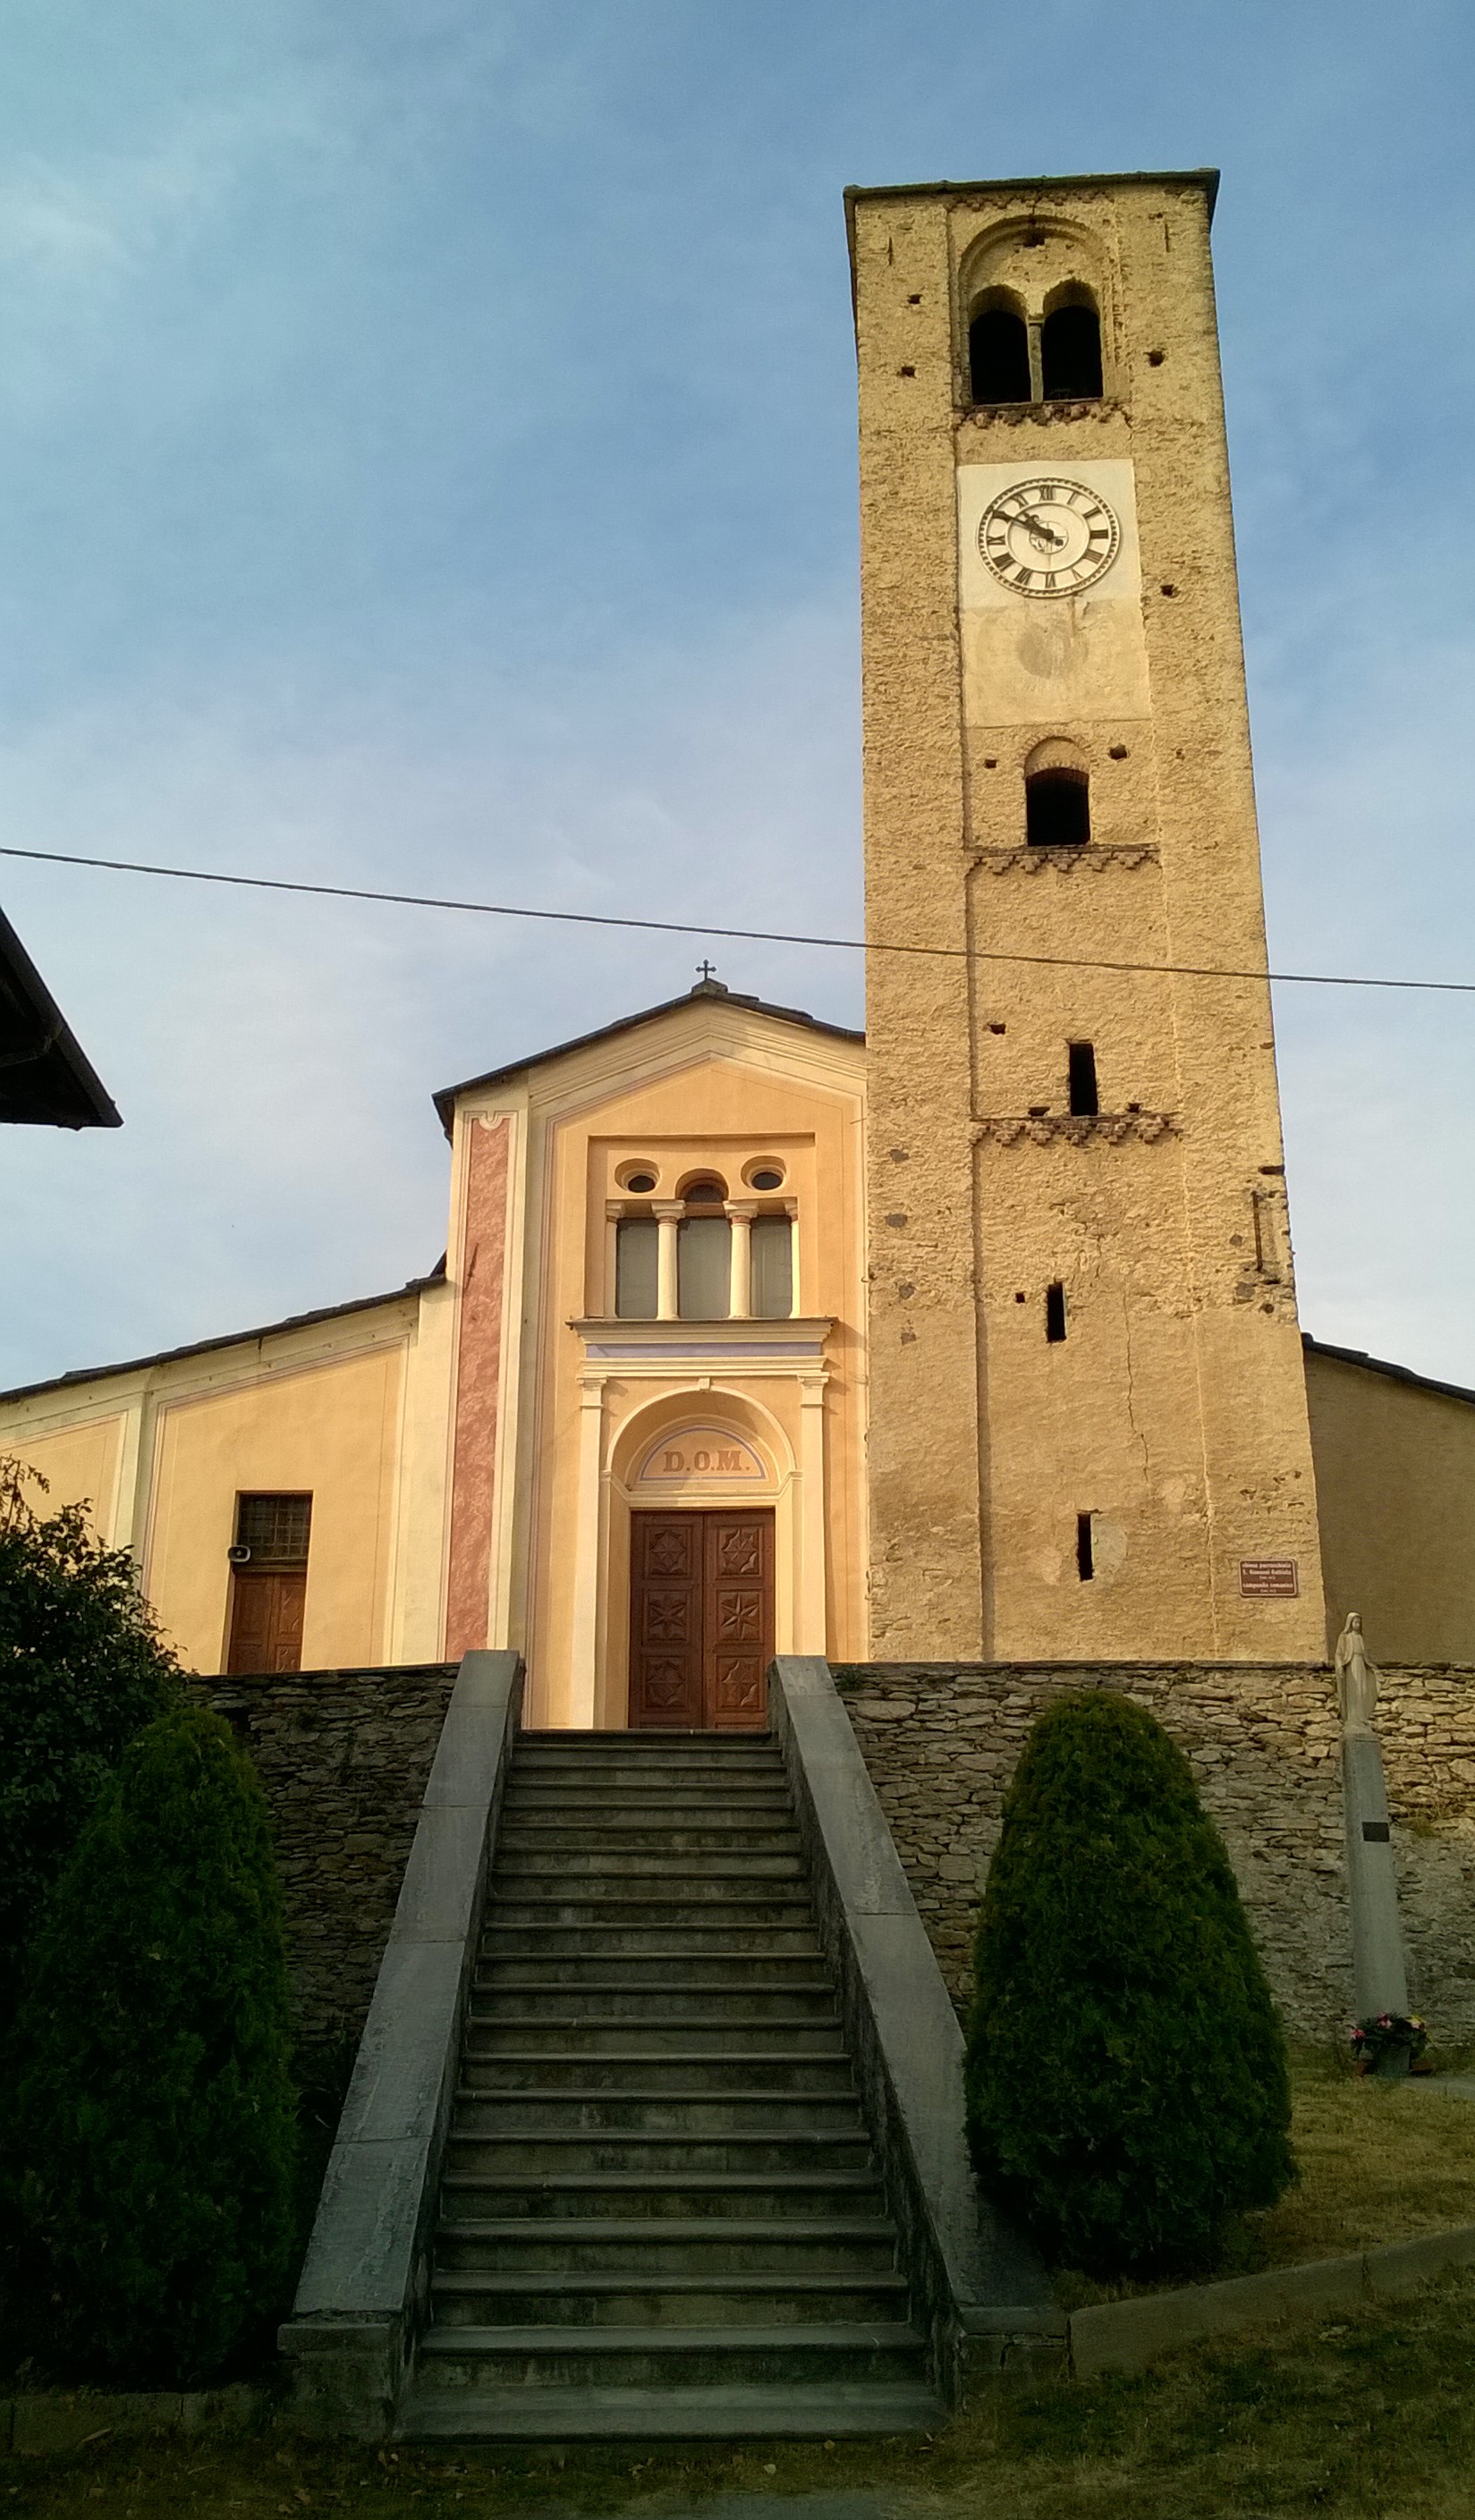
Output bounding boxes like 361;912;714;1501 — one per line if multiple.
1041;302;1103;400
1076;1512;1095;1581
1067;1041;1099;1116
1045;1281;1067;1342
969;307;1030;405
1026;769;1090;848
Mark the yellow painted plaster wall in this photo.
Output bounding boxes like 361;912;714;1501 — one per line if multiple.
4;1416;125;1542
145;1345;407;1673
1307;1348;1475;1662
0;1292;429;1676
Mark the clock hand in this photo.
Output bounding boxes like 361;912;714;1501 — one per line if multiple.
1016;511;1066;550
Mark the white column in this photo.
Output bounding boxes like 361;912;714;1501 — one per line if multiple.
785;1199;801;1318
726;1200;757;1318
653;1202;682;1322
568;1374;606;1726
798;1372;828;1651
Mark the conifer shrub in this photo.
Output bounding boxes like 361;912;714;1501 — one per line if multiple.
965;1691;1295;2278
12;1704;298;2383
0;1457;178;2021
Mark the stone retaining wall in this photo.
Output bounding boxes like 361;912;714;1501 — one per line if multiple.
833;1662;1475;2040
197;1662;457;2051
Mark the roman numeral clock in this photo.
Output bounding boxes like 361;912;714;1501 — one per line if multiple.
978;477;1121;596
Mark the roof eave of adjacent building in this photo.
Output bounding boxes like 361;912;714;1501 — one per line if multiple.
0;905;121;1130
0;1266;447;1409
1302;1331;1475;1414
431;984;866;1139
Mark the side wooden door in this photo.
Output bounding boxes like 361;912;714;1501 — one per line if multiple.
702;1510;774;1730
628;1511;703;1727
226;1569;308;1675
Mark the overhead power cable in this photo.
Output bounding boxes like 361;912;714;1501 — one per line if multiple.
0;841;1470;996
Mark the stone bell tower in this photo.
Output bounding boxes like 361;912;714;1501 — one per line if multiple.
848;169;1326;1662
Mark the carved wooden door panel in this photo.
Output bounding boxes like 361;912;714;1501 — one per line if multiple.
629;1513;703;1727
226;1569;307;1675
628;1509;774;1729
703;1512;773;1730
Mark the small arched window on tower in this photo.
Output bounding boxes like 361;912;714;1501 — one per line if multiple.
1040;288;1103;402
1024;738;1091;849
968;291;1031;406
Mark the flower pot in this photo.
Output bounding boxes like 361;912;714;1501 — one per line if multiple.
1371;2042;1412;2078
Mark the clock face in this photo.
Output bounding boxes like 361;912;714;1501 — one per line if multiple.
978;478;1121;597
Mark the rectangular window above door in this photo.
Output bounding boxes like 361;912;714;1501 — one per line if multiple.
677;1216;730;1320
750;1214;793;1319
615;1218;658;1318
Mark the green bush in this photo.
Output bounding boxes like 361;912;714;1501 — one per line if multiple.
12;1704;298;2384
0;1457;178;2022
966;1691;1295;2278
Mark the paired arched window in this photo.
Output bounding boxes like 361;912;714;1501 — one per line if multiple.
1024;739;1090;848
1040;301;1103;401
969;300;1030;405
967;286;1103;408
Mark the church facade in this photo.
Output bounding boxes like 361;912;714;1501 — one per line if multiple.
6;168;1475;1696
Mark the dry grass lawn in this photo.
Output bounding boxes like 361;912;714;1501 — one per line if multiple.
1239;2051;1475;2269
7;2266;1475;2520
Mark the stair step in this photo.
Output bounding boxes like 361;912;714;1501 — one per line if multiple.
476;1954;827;1988
479;1895;811;1915
434;2220;899;2273
429;2272;910;2327
466;2019;846;2057
517;1730;779;1746
504;1786;793;1807
412;2323;929;2389
397;2379;943;2441
452;2093;868;2133
445;2132;873;2175
441;2171;886;2220
469;1991;839;2025
497;1831;803;1856
491;1852;805;1879
459;2053;856;2094
481;1926;823;1957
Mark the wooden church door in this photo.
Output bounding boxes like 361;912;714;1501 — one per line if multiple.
225;1491;311;1675
628;1509;774;1729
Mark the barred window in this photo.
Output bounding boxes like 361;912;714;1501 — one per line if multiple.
235;1493;312;1564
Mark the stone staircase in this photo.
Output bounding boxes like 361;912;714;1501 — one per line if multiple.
397;1728;944;2440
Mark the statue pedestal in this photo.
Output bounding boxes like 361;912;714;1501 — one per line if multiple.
1342;1729;1411;2025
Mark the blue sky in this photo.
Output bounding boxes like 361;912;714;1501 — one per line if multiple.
3;0;1474;1389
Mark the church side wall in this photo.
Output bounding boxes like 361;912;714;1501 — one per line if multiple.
1306;1349;1475;1663
835;1661;1475;2040
197;1662;458;2053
